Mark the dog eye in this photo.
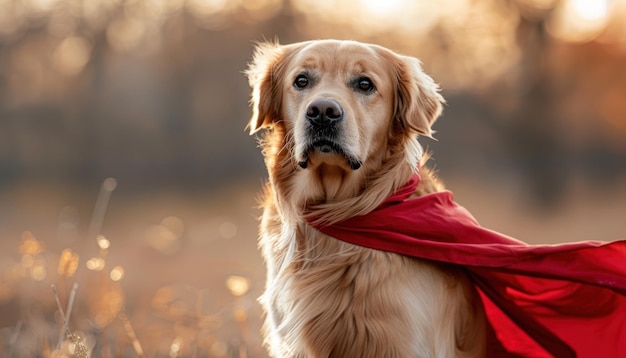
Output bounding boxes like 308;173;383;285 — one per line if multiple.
294;75;309;89
357;77;375;92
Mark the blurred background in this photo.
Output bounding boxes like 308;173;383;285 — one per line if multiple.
0;0;625;356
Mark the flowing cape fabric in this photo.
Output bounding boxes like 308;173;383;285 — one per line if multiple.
308;174;626;357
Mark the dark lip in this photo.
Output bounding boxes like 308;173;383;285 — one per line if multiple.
298;139;362;170
310;139;344;154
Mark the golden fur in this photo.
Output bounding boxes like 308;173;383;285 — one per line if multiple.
247;39;486;358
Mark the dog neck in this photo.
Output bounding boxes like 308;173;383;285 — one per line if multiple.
264;129;423;225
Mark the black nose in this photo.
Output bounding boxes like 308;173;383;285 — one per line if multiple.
306;99;343;126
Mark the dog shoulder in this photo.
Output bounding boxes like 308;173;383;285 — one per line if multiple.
415;155;445;196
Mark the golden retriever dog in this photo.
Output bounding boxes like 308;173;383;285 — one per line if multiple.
246;39;486;358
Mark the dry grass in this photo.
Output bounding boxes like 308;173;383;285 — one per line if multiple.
0;179;267;357
1;174;624;357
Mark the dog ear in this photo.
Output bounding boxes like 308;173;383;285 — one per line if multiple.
393;55;444;138
245;41;289;135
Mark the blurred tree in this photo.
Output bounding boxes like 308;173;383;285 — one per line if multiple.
0;0;624;208
490;1;568;208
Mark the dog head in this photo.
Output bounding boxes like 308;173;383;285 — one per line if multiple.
247;40;444;216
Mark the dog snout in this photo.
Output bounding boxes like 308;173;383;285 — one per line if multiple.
306;99;343;126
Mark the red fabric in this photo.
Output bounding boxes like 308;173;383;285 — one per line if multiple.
308;174;626;357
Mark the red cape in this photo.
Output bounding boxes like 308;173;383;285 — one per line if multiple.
309;174;626;357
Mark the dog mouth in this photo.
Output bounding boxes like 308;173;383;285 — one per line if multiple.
297;139;362;170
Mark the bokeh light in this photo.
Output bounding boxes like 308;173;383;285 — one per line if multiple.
161;216;185;238
169;336;183;358
31;264;47;281
548;0;612;42
97;235;111;250
571;0;609;20
144;217;184;255
58;248;79;277
86;257;106;271
52;36;92;76
225;275;250;297
19;231;44;256
102;177;118;191
218;221;237;239
109;265;125;281
107;16;146;52
359;0;407;16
